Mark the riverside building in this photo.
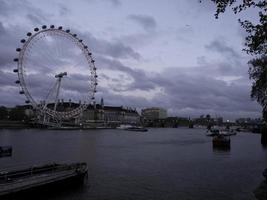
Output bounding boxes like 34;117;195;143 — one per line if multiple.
141;107;167;120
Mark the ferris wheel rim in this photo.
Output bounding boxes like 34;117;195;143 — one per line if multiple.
13;25;97;119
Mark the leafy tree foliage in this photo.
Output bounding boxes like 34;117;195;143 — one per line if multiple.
8;106;27;121
249;56;267;114
201;0;267;119
0;106;8;120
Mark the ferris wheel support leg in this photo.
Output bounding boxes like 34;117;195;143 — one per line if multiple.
44;81;58;110
53;78;62;112
43;114;46;125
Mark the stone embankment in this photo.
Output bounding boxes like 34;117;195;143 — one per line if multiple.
0;120;31;129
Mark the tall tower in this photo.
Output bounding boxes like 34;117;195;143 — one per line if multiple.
100;97;104;122
101;97;104;109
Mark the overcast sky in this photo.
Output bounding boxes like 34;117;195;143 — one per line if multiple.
0;0;262;120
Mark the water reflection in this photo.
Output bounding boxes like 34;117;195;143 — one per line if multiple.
212;135;231;154
212;145;231;154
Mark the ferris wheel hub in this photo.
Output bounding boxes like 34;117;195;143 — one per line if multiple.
55;72;67;78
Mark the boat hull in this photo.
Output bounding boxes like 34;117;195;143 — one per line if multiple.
125;128;148;132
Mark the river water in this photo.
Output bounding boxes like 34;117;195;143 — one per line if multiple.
0;128;266;200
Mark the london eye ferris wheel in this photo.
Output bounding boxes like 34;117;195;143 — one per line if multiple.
13;25;97;126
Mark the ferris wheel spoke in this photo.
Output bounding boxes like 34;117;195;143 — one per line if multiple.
44;80;59;109
55;36;61;59
56;33;64;62
38;32;62;68
71;56;85;70
25;42;57;72
25;50;52;73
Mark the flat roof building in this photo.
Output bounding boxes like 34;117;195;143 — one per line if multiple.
141;107;167;120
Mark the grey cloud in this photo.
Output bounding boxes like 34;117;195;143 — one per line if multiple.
0;0;10;16
127;14;157;32
96;86;150;108
77;32;141;60
196;55;248;77
157;66;260;119
0;22;23;67
104;0;121;6
0;86;25;106
205;39;241;58
26;13;44;24
97;56;156;91
103;41;140;60
83;0;121;7
0;71;15;87
175;26;195;43
0;0;48;26
113;30;160;50
58;5;71;16
0;22;5;34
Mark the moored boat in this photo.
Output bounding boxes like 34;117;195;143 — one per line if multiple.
206;128;237;136
117;124;148;132
206;128;220;136
0;162;88;197
0;146;12;158
212;135;230;148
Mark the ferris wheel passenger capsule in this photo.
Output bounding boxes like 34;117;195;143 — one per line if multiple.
13;58;19;62
73;34;77;37
79;39;83;43
15;80;20;84
13;69;18;73
58;26;62;30
50;25;55;29
91;59;95;63
27;32;32;36
16;48;21;52
42;25;47;29
20;39;26;43
34;28;39;32
88;52;92;56
66;29;70;33
25;100;30;104
19;91;25;94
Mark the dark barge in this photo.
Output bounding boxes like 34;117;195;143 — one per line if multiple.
0;162;88;197
0;146;12;158
212;135;230;148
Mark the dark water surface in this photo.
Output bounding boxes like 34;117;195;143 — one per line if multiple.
0;128;267;200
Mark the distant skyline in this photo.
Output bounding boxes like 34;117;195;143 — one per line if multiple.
0;0;262;120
